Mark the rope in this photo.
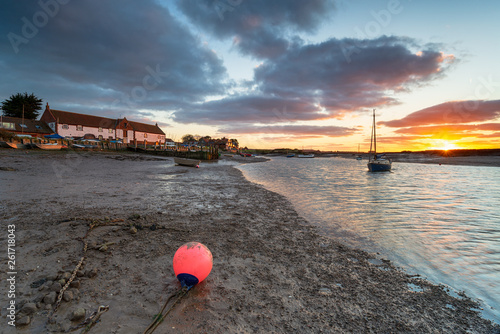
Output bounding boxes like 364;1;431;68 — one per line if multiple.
142;287;190;334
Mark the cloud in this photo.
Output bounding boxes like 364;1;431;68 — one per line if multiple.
381;100;500;127
174;36;454;125
0;0;230;118
177;0;336;59
219;124;357;137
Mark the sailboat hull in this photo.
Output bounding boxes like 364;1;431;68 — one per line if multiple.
367;160;392;172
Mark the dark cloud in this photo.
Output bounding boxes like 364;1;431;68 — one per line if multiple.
176;0;336;59
174;36;453;126
381;100;500;127
0;0;229;118
219;124;357;137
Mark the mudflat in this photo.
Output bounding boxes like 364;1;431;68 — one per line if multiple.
0;150;498;333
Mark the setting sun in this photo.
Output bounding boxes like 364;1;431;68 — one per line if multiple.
429;140;460;151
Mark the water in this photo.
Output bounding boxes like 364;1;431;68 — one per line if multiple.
237;157;500;323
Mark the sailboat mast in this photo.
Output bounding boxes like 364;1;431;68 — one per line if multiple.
372;109;376;155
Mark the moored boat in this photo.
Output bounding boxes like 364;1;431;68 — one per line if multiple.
35;143;64;150
297;154;315;158
0;141;27;149
367;109;391;172
174;157;200;167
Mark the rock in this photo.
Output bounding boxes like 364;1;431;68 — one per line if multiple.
51;282;62;292
63;290;74;302
76;270;85;277
61;272;72;280
45;304;53;310
69;280;80;289
58;279;67;286
43;291;57;305
46;274;58;281
30;278;47;289
129;226;138;234
20;303;37;315
70;308;86;321
36;302;42;309
17;315;31;326
86;268;97;278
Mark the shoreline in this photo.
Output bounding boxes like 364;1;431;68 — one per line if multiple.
0;151;498;333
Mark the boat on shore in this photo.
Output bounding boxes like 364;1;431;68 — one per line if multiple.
297;154;315;158
367;109;391;172
0;141;26;149
286;153;295;158
35;143;64;150
174;157;200;167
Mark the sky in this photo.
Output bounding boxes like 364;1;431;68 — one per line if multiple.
1;0;500;151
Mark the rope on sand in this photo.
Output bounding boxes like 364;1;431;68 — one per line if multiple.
142;287;191;334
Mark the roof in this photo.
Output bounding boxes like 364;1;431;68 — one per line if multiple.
0;116;53;134
128;120;165;135
49;109;117;128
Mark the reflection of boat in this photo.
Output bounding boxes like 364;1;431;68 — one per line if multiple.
35;143;64;150
297;154;314;158
367;109;391;172
174;157;200;167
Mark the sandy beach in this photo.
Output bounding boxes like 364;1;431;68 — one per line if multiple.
0;150;498;333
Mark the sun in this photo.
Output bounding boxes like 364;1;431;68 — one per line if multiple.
429;140;460;151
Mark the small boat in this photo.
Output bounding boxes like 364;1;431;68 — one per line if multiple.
0;141;27;149
356;155;362;160
35;143;64;150
174;157;200;167
286;154;295;158
297;154;315;158
367;109;391;172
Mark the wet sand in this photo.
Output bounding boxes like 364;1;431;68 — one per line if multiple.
0;150;498;333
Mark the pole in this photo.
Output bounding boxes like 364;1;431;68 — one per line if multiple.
373;109;376;156
22;104;25;134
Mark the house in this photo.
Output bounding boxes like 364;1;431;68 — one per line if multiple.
116;118;165;145
0;115;53;138
40;104;165;144
165;138;176;148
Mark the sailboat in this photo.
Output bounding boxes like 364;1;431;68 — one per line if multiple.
356;144;362;160
367;109;391;172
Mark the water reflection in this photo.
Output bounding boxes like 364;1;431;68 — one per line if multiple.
238;157;500;322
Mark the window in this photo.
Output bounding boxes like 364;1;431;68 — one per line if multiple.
1;122;15;130
108;129;113;133
98;127;103;132
76;125;83;131
35;125;42;129
62;124;69;129
144;133;147;138
19;123;28;128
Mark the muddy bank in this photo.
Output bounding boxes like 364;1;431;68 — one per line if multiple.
0;150;498;333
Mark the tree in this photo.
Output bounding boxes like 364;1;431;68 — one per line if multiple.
1;92;43;119
181;134;195;143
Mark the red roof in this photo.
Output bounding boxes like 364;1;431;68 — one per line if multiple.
49;109;117;129
128;120;165;135
0;116;53;134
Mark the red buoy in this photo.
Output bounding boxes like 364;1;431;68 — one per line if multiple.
173;242;213;288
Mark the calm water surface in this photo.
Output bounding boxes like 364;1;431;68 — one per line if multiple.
237;157;500;322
